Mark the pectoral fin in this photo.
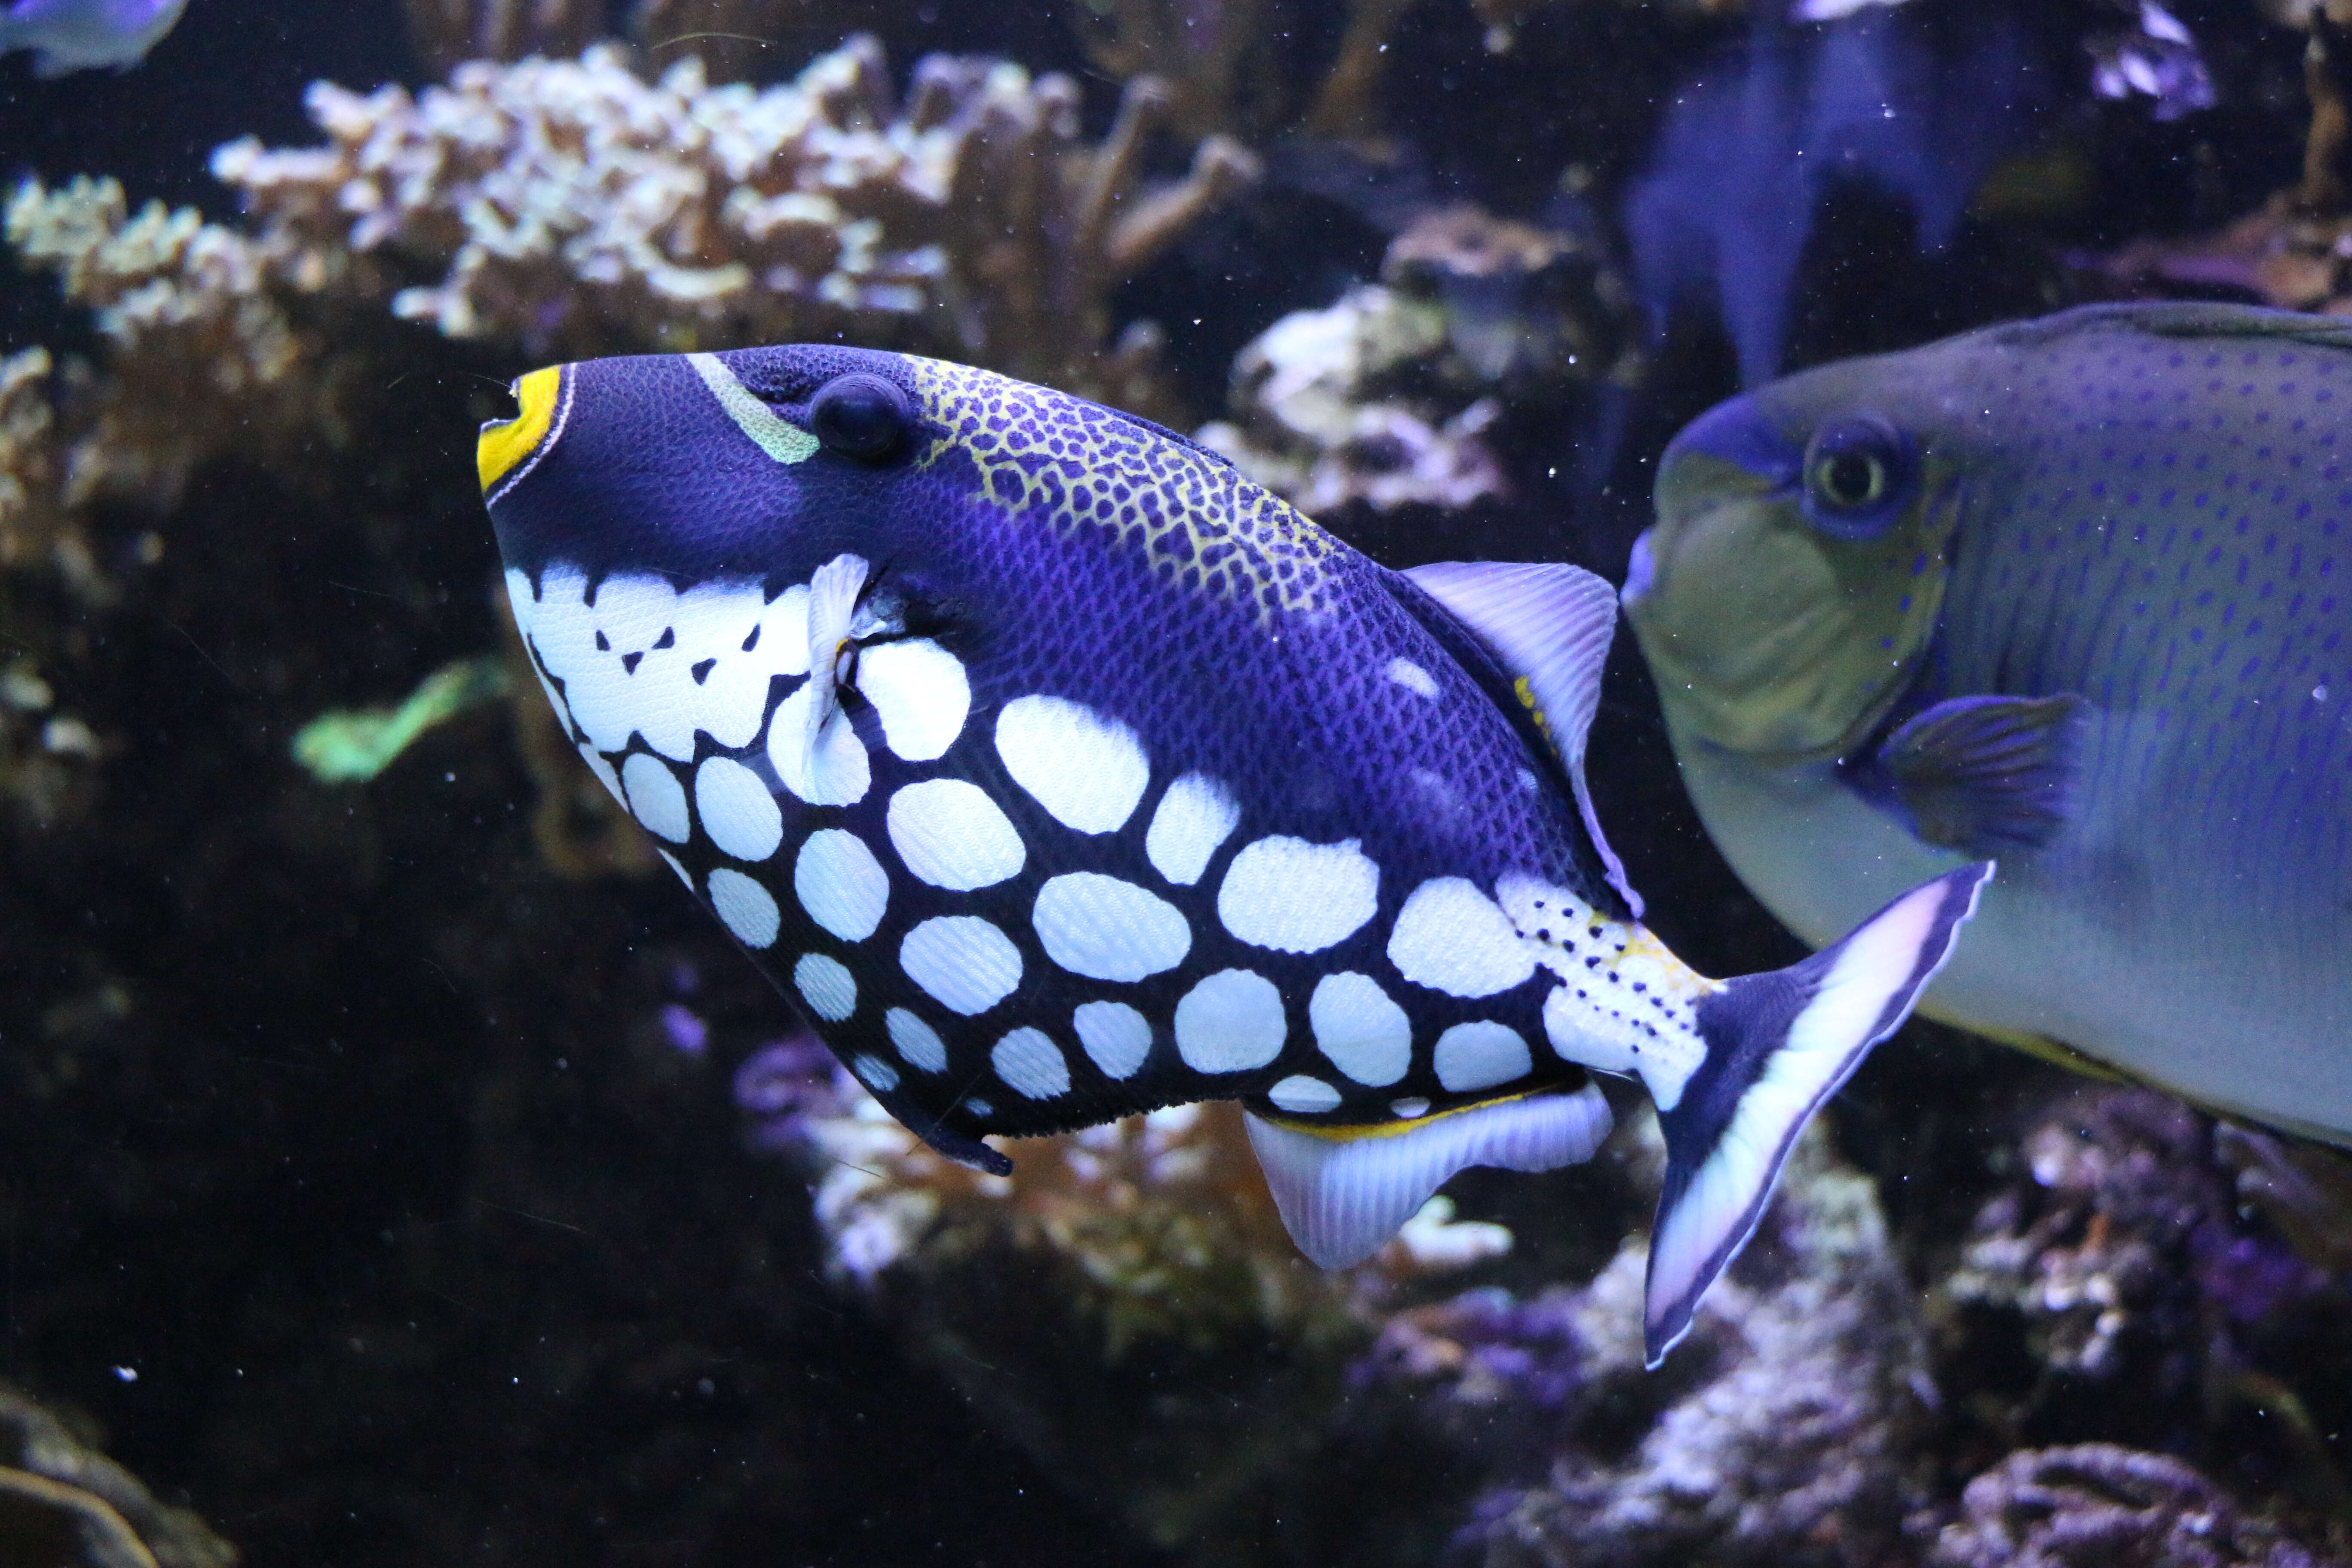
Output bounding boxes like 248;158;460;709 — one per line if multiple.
1246;1086;1614;1269
1874;693;2086;856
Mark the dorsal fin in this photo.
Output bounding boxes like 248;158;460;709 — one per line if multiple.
1404;561;1642;918
1245;1087;1613;1269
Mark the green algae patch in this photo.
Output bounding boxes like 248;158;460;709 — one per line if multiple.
294;655;511;784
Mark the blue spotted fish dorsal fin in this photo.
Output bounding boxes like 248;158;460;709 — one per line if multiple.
1403;560;1642;918
1244;1087;1614;1269
1869;693;2088;858
1644;862;1991;1367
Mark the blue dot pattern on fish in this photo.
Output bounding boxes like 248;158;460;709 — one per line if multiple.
1628;301;2352;1155
476;344;1990;1364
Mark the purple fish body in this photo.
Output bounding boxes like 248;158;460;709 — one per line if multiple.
477;344;1988;1360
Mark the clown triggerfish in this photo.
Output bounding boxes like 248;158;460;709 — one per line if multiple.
1627;303;2352;1148
478;345;1989;1362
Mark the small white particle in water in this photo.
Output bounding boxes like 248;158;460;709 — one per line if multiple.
2317;685;2330;702
114;1366;137;1382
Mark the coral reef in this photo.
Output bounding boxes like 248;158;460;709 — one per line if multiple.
1066;0;1416;144
787;1066;1515;1560
1453;1119;1935;1568
1929;1444;2341;1568
209;37;1256;417
1933;1087;2352;1516
0;1383;237;1568
3;176;332;571
403;0;606;77
2086;12;2352;312
1199;203;1638;514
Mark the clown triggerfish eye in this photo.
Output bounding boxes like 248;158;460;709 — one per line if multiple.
477;345;1991;1364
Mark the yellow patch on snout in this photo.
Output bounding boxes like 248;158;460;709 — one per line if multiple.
477;365;562;494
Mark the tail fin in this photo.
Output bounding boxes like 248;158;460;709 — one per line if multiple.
1643;861;1991;1366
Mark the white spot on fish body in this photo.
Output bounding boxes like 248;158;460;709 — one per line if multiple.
1309;972;1412;1085
656;849;691;888
858;639;971;761
1145;772;1240;885
852;1054;898;1092
621;753;689;843
1268;1075;1343;1114
794;829;889;941
695;755;782;862
515;567;808;760
1385;657;1440;698
886;778;1025;890
995;695;1149;833
992;1027;1071;1099
794;952;857;1021
1217;836;1380;952
1433;1021;1531;1092
1390;1096;1431;1119
1073;1001;1153;1078
1388;878;1536;997
887;1008;949;1072
1032;873;1192;981
1173;969;1287;1073
707;867;780;947
900;916;1023;1015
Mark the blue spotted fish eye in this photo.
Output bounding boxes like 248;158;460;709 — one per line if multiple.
1799;414;1914;539
810;372;910;460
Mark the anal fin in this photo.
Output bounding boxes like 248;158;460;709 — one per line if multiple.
1247;1087;1613;1270
1645;861;1991;1366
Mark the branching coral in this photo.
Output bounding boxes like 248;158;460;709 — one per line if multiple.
404;0;606;78
209;37;1256;418
1199;204;1638;514
4;176;329;558
1066;0;1418;144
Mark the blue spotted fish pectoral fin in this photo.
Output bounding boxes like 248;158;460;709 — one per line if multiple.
1644;861;1992;1367
1870;693;2088;857
1403;560;1643;917
1245;1086;1615;1270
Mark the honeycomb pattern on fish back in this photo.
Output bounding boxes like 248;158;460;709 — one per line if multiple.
905;356;1341;620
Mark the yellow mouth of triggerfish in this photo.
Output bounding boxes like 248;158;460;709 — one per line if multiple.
477;365;563;496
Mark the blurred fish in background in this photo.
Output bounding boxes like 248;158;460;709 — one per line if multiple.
0;0;186;75
1623;0;2043;387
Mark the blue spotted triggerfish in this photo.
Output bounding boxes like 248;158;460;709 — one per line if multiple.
1626;303;2352;1148
476;346;1989;1361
